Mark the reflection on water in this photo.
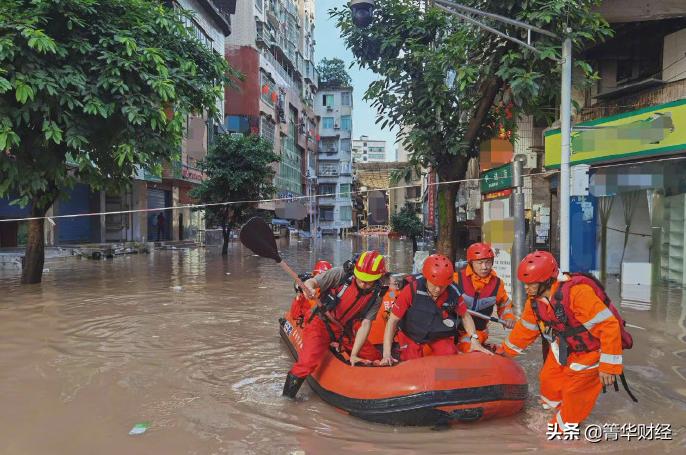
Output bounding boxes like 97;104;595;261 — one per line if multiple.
0;238;685;454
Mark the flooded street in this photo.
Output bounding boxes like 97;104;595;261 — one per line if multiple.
1;238;685;454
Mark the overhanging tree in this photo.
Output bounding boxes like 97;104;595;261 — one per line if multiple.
0;0;238;283
190;134;279;256
317;57;353;87
332;0;611;260
391;203;423;252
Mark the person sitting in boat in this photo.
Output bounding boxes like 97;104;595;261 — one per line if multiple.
380;254;493;365
454;243;516;353
289;260;333;327
283;251;388;398
502;251;626;434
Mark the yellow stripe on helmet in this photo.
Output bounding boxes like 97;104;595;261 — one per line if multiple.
357;251;368;269
372;254;384;271
354;268;383;282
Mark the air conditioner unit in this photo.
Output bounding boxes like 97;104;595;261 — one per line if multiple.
334;124;340;129
326;106;333;111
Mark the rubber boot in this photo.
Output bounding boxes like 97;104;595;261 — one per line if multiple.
282;373;305;398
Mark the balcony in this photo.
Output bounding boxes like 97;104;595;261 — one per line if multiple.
578;78;686;123
318;166;339;177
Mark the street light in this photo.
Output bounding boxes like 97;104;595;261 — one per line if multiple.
348;0;574;274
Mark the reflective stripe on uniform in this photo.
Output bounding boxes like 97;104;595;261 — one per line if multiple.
582;307;613;331
416;290;430;296
519;318;538;331
600;353;623;365
541;395;561;410
498;298;512;308
568;362;599;371
555;411;576;432
504;339;524;354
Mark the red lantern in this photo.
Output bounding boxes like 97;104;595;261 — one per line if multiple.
271;91;278;103
261;84;269;95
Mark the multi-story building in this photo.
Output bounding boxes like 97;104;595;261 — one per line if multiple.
224;0;319;227
352;135;387;163
315;85;354;235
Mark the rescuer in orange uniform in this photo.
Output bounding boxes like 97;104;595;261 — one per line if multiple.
283;251;387;398
454;243;516;352
289;260;333;326
380;254;493;365
502;251;624;432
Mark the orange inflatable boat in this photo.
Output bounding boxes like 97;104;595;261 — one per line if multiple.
279;312;528;426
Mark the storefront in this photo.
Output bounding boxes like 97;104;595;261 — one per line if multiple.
545;98;686;286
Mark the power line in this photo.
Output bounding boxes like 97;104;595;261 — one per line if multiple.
1;155;684;224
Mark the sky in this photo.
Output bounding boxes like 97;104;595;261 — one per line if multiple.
314;0;398;161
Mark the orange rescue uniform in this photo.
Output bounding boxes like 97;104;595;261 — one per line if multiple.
456;265;515;352
501;278;623;431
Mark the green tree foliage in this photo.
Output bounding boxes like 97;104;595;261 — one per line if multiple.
331;0;611;260
391;204;423;252
317;57;353;87
190;134;279;256
0;0;238;283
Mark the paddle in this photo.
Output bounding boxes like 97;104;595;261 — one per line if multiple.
239;217;343;329
467;309;508;325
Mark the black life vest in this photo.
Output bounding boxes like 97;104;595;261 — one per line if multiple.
398;274;461;344
455;267;500;331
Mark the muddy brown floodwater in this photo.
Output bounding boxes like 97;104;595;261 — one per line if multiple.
1;237;685;454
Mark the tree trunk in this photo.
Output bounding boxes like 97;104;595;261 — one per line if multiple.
221;222;229;256
21;204;48;284
436;182;459;261
411;234;417;253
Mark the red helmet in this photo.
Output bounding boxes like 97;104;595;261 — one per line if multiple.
422;254;454;286
312;260;332;276
518;251;559;284
354;250;386;282
467;242;495;262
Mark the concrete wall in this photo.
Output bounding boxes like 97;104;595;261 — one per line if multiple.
663;28;686;83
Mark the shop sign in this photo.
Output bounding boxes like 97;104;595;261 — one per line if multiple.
480;163;513;193
545;99;686;168
483;188;512;200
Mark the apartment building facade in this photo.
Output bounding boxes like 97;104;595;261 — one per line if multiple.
314;85;354;235
352;135;387;163
224;0;319;225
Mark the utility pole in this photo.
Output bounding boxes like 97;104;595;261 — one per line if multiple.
511;156;526;310
559;34;573;272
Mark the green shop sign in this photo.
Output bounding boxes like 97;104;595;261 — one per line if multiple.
480;163;513;194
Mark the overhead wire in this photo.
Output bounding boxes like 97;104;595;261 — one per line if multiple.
1;154;684;224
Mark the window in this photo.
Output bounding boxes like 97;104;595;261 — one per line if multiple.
322;117;334;129
340;116;352;131
341;92;352;106
322;94;334;107
260;116;275;144
319;207;334;221
339;138;351;152
318;183;336;195
340;206;352;221
255;0;263;12
260;70;275;106
339;184;352;198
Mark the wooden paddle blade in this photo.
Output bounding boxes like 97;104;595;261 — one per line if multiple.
239;217;281;262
